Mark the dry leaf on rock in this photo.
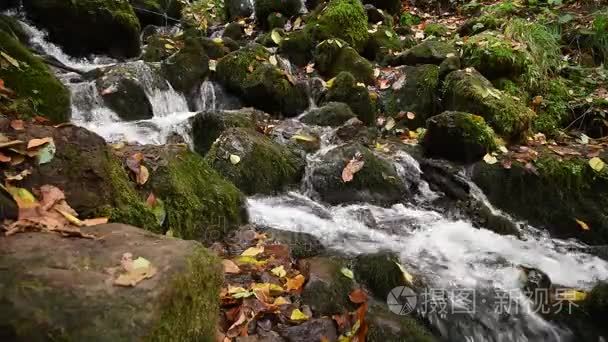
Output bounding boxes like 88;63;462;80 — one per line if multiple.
27;137;53;150
223;259;241;274
114;253;157;287
342;154;365;182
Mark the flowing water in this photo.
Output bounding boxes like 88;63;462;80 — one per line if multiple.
12;15;608;342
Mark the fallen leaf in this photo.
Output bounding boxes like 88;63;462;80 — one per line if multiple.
4;169;31;181
10;120;24;131
293;17;302;29
406;112;416;120
589;157;604;172
384;117;396;131
395;262;414;284
27;137;52;149
0;140;23;149
483;153;498;164
271;265;287;278
209;59;217;71
39;184;65;211
342;155;365;182
241;246;264;256
114;255;157;287
10;154;24;166
0;151;10;163
378;79;390;90
82;217;109;226
271;29;283;44
234;256;267;266
306;63;315;74
340;267;354;279
55;207;84;227
575;218;590;230
290;309;309;321
274;296;291;305
126;152;144;174
349;288;368;303
285;274;305;291
230;154;241;165
37;140;56;164
269;55;278;66
7;186;38;209
223;259;241;274
291;134;318;142
136;165;149;185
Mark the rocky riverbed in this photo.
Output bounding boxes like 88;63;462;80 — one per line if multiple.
1;0;608;341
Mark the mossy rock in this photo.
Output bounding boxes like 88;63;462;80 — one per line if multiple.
142;31;181;62
0;14;28;43
424;23;449;37
253;0;302;27
309;143;407;205
300;102;356;126
472;153;608;245
462;31;530;81
120;145;249;241
161;38;209;93
129;0;183;26
0;31;71;123
190;108;267;155
278;29;315;66
354;251;405;300
205;127;305;195
442;69;534;141
201;37;239;59
22;0;141;58
267;12;287;30
382;64;440;128
223;22;244;41
532;77;571;136
314;39;374;84
299;257;357;315
215;43;308;117
311;0;369;52
323;71;376;125
422;111;497;163
362;0;400;15
367;303;437;342
0;223;221;341
6;125;158;230
96;61;166;121
363;26;409;62
390;40;457;66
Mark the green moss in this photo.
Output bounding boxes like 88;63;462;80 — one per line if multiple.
367;304;437;342
0;31;70;123
200;37;236;59
0;14;27;43
355;252;404;299
205;127;304;195
462;31;531;80
300;102;356;126
300;257;356;315
325;71;376;125
397;40;457;65
399;12;421;27
314;39;374;84
494;78;529;100
102;156;160;232
533;78;571;136
150;248;222;341
267;12;287;30
313;0;369;51
223;22;244;41
584;282;608;329
142;33;179;62
363;26;405;62
442;69;534;141
149;150;247;241
278;30;315;66
424;23;448;37
253;0;301;27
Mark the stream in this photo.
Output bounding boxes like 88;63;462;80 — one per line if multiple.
11;13;608;342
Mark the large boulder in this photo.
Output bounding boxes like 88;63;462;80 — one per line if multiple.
0;31;71;123
422;111;497;163
278;29;315;67
215;43;308;117
299;257;357;315
129;0;183;26
472;153;608;245
2;123;158;230
310;0;369;52
189;108;267;155
117;144;249;241
313;39;374;84
253;0;302;27
442;69;534;141
322;71;377;125
309;143;407;205
95;61;166;121
161;37;210;93
0;223;221;341
22;0;141;58
205;127;305;195
300;102;356;127
382;64;440;128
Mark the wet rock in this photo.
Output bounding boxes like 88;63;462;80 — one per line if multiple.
260;227;325;259
0;223;222;341
223;22;245;41
300;102;356;127
382;64;440;128
362;0;401;15
22;0;141;58
4;124;158;229
334;117;378;146
226;0;254;20
389;40;457;66
190;108;267;155
96;61;167;121
309;143;407;206
365;4;386;23
161;38;210;93
438;55;461;80
254;0;302;28
299;257;357;315
313;39;374;84
0;14;28;44
277;318;338;342
367;302;437;342
322;72;377;125
354;251;406;300
278;30;315;67
0;31;70;123
442;69;533;141
419;159;470;201
0;0;19;11
422;111;497;163
215;43;308;117
117;144;249;241
269;119;322;154
205;127;305;195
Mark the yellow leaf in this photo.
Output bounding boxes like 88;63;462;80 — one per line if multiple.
7;186;38;208
230;154;241;165
271;265;287;278
589;157;605;172
395;262;414;284
82;217;109;226
483;153;498;164
290;309;309;321
241;246;264;256
555;289;587;302
55;207;84;227
269;55;278;66
575;218;590;230
325;77;336;88
137;165;149;185
291;134;317;142
285;274;305;291
234;256;267;266
340;267;354;279
27;137;53;149
164;43;175;49
271;29;283;44
273;296;291;305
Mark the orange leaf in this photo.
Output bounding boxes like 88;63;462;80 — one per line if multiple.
342;157;365;182
349;288;369;304
285;274;305;291
146;192;157;206
0;151;11;163
27;137;52;149
10;120;24;131
222;259;241;274
575;218;590;230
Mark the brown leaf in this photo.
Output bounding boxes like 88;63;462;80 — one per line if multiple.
575;218;590;231
285;274;305;292
39;184;66;211
146;192;157;206
27;137;52;150
137;165;149;185
349;288;369;304
10;119;24;131
378;78;390;90
126;152;144;174
0;140;23;149
342;156;365;182
222;259;241;274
